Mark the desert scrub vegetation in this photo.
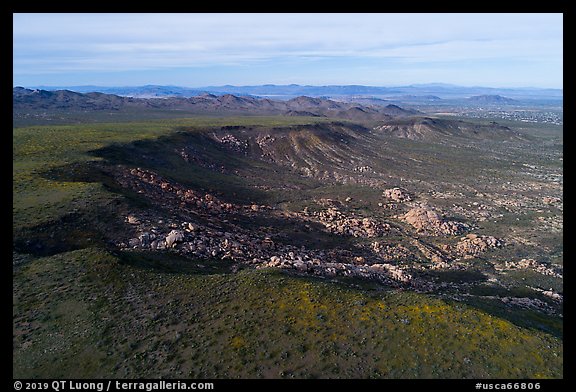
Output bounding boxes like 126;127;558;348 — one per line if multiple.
13;116;562;379
13;248;562;378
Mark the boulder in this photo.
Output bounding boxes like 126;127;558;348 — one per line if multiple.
165;230;184;248
404;206;468;235
404;206;442;230
138;232;151;247
383;187;412;202
126;215;140;225
128;238;140;248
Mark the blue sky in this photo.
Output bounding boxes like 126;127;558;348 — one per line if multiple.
13;13;563;88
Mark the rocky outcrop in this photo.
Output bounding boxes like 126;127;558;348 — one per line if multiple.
120;209;406;284
403;206;468;235
500;296;557;311
259;256;412;286
116;167;238;218
534;288;563;302
368;263;412;283
454;234;503;258
110;165;518;298
495;258;562;278
213;133;249;153
118;212;416;289
304;207;391;238
383;187;412;202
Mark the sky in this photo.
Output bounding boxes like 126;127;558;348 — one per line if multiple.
13;13;563;88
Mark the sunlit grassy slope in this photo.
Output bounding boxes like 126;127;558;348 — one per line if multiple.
13;248;562;378
13;117;563;378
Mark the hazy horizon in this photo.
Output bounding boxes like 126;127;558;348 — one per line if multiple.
13;82;563;91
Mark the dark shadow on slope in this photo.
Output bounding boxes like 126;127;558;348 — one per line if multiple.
32;123;364;255
446;295;563;340
89;130;273;205
13;211;110;257
116;250;236;275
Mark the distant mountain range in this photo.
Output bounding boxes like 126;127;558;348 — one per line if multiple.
22;84;563;101
13;87;535;143
466;95;517;104
13;87;419;122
